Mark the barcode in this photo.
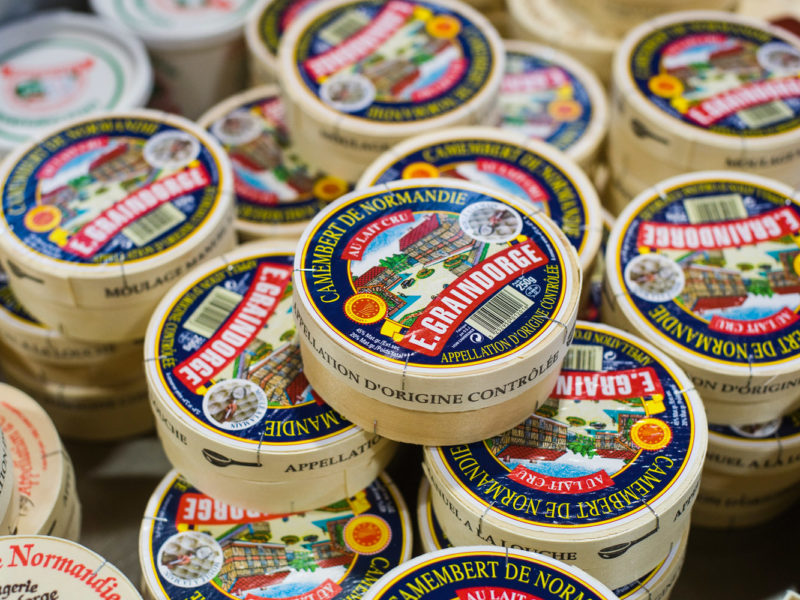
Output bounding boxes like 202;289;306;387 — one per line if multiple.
683;194;747;224
563;345;603;371
184;287;243;338
318;10;370;46
738;100;794;129
466;287;532;339
122;204;185;247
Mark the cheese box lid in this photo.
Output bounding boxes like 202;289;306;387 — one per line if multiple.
293;178;580;410
198;86;350;238
614;10;800;151
246;0;325;75
139;470;412;600
278;0;505;137
0;535;142;599
0;11;152;153
417;477;689;600
0;383;70;535
424;320;707;531
90;0;260;48
0;109;233;282
356;127;602;274
360;546;618;600
606;171;800;378
146;243;380;477
499;40;608;167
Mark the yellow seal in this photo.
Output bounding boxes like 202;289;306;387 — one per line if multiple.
402;162;440;179
426;15;461;39
343;514;392;555
648;74;683;99
345;293;388;325
24;205;61;232
548;99;582;122
631;418;673;451
314;176;349;202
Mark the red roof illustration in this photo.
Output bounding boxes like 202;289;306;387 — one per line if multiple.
317;555;353;568
89;142;129;171
230;571;289;595
596;449;636;460
353;266;387;288
498;447;566;462
285;371;310;405
399;214;441;251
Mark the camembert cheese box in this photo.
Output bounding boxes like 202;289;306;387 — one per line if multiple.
416;478;690;600
604;171;800;423
293;178;581;445
139;470;412;600
199;86;351;241
611;11;800;189
277;0;505;181
360;547;620;600
423;321;707;589
0;110;236;343
0;11;152;160
146;243;396;512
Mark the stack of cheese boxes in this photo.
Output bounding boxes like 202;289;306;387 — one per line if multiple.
2;0;800;596
599;5;800;530
108;0;720;598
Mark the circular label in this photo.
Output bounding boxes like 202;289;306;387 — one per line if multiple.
613;177;800;367
500;50;593;152
343;515;392;554
364;136;593;256
0;114;224;265
144;472;409;600
258;0;324;56
207;93;349;226
153;252;357;445
296;182;569;368
629;19;800;136
109;0;258;34
363;548;616;600
293;0;496;123
0;35;129;145
432;322;698;526
709;407;800;440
